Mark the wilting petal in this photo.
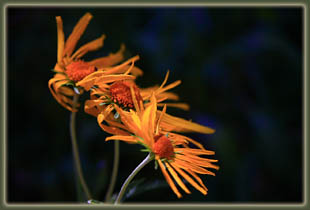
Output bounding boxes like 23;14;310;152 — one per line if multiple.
106;135;138;144
87;44;126;68
158;111;215;134
77;73;135;91
71;34;106;59
157;103;190;111
64;12;93;57
56;16;65;63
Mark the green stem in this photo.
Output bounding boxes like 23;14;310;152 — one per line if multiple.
115;153;152;204
70;94;92;201
104;140;120;203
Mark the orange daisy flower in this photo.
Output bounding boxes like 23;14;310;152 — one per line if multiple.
48;12;140;112
82;69;214;135
105;93;219;198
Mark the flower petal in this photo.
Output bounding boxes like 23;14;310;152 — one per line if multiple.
166;162;191;194
157;103;190;111
158;160;182;198
170;162;207;195
106;135;138;144
71;34;106;59
159;112;215;134
64;12;93;57
87;44;126;68
56;16;65;63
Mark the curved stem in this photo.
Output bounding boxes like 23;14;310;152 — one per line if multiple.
70;94;92;201
115;153;152;204
104;140;120;203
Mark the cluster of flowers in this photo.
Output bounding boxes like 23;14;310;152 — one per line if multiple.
48;13;219;200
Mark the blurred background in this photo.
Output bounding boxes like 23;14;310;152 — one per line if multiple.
7;7;302;203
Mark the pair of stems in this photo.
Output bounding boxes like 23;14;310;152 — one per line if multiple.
70;94;119;202
70;94;150;204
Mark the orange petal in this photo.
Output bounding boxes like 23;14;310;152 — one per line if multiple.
87;44;126;68
71;34;106;59
158;160;182;198
156;92;179;101
157;103;190;111
174;157;215;175
130;85;140;113
155;80;181;95
175;156;217;175
84;99;106;117
48;77;77;112
177;154;219;170
156;104;166;134
58;86;75;96
99;123;130;135
159;112;215;134
167;133;205;149
166;162;191;194
97;104;114;124
77;74;135;91
175;148;215;156
170;162;207;195
158;70;170;90
56;16;64;63
106;135;138;144
186;169;208;191
114;105;140;134
64;12;93;57
142;93;157;146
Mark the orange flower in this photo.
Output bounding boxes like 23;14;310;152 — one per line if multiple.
105;93;219;198
48;13;140;112
82;69;214;135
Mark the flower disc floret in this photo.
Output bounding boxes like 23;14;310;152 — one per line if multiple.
66;60;96;82
153;135;175;159
109;81;143;109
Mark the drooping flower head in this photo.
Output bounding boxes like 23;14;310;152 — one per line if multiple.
48;13;135;112
105;93;219;198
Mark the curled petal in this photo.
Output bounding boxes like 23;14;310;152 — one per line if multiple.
63;12;93;57
71;34;106;59
87;44;126;68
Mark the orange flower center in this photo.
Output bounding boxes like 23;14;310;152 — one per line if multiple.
66;60;96;82
153;135;175;159
109;81;143;109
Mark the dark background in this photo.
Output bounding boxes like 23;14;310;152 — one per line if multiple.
7;7;302;203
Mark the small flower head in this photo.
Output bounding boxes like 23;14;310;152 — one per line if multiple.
48;13;127;112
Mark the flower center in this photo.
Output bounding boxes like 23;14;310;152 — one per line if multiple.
66;60;96;82
109;81;143;109
153;135;175;159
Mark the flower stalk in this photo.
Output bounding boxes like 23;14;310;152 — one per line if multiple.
115;153;152;204
104;140;120;203
70;93;92;201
